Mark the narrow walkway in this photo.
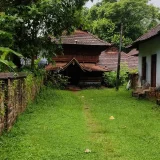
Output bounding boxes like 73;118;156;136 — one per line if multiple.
81;95;113;159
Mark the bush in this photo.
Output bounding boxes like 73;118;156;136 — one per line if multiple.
103;71;117;87
25;73;44;103
46;72;69;89
103;63;129;88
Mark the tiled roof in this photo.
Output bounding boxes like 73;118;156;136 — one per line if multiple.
82;63;110;72
127;49;139;56
128;55;138;70
54;30;111;46
45;63;67;71
134;24;160;42
129;24;160;48
98;50;138;71
45;58;109;72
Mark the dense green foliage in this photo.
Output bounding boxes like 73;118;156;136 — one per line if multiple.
103;63;129;87
0;12;23;71
83;0;160;47
25;73;44;103
103;71;117;87
46;73;69;89
0;0;89;70
0;88;160;159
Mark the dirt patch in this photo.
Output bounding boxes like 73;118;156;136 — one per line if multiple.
66;85;81;91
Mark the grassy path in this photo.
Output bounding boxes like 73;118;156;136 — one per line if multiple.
0;88;160;160
81;93;111;159
78;89;160;160
0;88;99;160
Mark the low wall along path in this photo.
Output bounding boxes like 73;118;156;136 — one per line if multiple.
0;72;43;135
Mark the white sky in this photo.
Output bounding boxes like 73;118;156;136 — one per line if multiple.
85;0;160;8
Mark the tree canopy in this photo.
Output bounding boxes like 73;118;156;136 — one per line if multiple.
0;0;89;69
0;9;23;71
82;0;160;47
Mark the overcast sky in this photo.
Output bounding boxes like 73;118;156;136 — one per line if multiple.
85;0;160;8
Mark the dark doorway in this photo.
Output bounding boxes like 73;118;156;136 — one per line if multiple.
64;63;83;85
151;54;157;87
142;57;146;81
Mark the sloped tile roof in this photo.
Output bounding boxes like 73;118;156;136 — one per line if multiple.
82;63;110;72
128;24;160;48
127;49;139;56
134;24;160;43
98;50;138;71
45;58;109;72
58;30;111;46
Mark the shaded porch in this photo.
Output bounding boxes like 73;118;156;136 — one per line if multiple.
45;58;109;86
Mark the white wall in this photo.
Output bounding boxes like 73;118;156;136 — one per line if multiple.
138;35;160;86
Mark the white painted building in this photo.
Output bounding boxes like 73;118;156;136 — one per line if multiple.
131;24;160;87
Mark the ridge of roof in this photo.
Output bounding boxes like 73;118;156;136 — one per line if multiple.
60;58;87;72
45;60;109;72
60;30;111;46
128;24;160;48
134;24;160;42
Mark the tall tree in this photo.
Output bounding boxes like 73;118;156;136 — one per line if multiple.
83;0;160;47
1;0;88;69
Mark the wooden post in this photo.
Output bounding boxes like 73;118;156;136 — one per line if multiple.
6;78;11;130
116;23;123;91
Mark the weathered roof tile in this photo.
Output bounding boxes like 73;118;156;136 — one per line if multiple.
134;24;160;43
127;49;139;56
98;49;138;71
45;58;109;72
129;24;160;48
57;30;111;46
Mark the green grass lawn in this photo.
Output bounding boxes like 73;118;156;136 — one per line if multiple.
0;88;160;160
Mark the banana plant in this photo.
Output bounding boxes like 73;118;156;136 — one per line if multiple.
0;47;23;71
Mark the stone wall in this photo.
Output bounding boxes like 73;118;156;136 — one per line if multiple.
0;73;43;135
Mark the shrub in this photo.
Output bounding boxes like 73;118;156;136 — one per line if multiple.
46;72;69;89
103;63;129;88
103;71;117;87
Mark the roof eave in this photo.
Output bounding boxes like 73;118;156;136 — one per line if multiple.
127;30;160;49
61;43;111;47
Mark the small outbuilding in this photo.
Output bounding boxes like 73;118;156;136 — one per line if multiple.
130;24;160;87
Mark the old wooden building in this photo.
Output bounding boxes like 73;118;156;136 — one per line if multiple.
46;30;111;85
